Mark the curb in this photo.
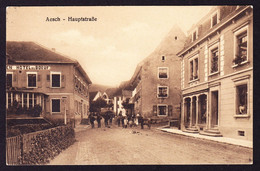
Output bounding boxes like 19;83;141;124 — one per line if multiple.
158;128;252;149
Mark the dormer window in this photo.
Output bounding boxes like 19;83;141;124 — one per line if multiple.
192;28;198;42
211;10;220;28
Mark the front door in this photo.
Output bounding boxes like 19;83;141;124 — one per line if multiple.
211;91;218;127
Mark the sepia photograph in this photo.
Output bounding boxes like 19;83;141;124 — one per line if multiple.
5;6;253;165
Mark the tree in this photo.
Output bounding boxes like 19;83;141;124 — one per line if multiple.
89;97;107;112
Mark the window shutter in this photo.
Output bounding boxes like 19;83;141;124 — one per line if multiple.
168;105;173;116
46;74;50;88
153;105;157;116
37;75;42;88
61;75;66;88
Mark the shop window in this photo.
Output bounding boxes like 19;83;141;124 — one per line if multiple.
6;73;12;88
189;56;198;81
233;24;249;65
158;86;168;98
158;105;167;116
27;73;37;88
158;67;168;79
52;99;60;113
236;84;248;115
51;72;61;88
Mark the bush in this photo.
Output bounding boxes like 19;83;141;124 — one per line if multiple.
6;123;54;137
21;125;75;165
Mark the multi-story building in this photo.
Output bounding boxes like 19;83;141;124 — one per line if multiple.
177;6;253;141
6;41;92;126
125;25;186;120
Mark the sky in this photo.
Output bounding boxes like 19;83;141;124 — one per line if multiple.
6;6;212;87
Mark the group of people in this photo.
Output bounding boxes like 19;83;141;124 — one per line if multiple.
116;112;145;129
88;111;147;129
89;111;114;128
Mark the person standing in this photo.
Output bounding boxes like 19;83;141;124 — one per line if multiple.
89;113;95;128
123;116;128;128
137;114;144;129
104;111;109;128
117;112;122;127
96;113;102;128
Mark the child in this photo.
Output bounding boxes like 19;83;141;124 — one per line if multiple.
123;117;128;128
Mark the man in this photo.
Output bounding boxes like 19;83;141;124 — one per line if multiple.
117;112;122;127
104;111;110;128
96;113;102;128
89;113;95;128
137;114;144;129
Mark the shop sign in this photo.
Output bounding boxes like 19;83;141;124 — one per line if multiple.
6;65;51;70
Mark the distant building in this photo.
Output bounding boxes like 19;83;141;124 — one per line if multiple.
177;6;253;141
6;41;92;125
125;25;186;119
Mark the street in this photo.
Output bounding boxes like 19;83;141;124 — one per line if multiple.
48;122;253;165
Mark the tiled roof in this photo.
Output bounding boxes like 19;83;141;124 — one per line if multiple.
6;41;76;63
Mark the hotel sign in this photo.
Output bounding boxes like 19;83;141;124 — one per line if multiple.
6;65;51;70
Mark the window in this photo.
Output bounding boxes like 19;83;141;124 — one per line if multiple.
192;28;198;42
162;56;165;61
210;48;219;73
51;72;61;88
158;67;168;79
52;99;60;113
189;56;199;81
211;11;219;28
208;42;219;74
27;72;37;88
158;86;168;98
233;24;249;65
6;73;12;88
236;84;247;115
158;105;167;116
29;93;33;108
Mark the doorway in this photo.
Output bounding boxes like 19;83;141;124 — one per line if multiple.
211;91;219;127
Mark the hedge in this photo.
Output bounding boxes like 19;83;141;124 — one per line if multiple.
20;126;75;165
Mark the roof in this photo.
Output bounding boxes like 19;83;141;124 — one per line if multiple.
177;6;250;56
6;41;92;84
6;41;76;63
89;91;99;101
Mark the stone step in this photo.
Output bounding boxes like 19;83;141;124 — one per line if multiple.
183;128;199;134
204;128;221;134
199;130;223;137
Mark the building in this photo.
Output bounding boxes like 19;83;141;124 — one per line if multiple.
6;41;92;125
177;6;253;141
125;25;186;120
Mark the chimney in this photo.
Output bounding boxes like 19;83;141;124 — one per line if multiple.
51;48;56;52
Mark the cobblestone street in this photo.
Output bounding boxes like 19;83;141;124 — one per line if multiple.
48;122;253;165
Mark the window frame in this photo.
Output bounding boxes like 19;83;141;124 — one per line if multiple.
157;86;169;98
6;72;13;88
50;71;61;88
233;24;249;66
208;41;220;75
51;98;61;114
27;72;37;88
233;75;250;118
192;28;198;42
158;67;169;79
157;104;168;116
211;10;220;28
189;54;199;82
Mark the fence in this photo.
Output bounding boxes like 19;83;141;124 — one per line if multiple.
6;135;21;165
6;125;69;165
